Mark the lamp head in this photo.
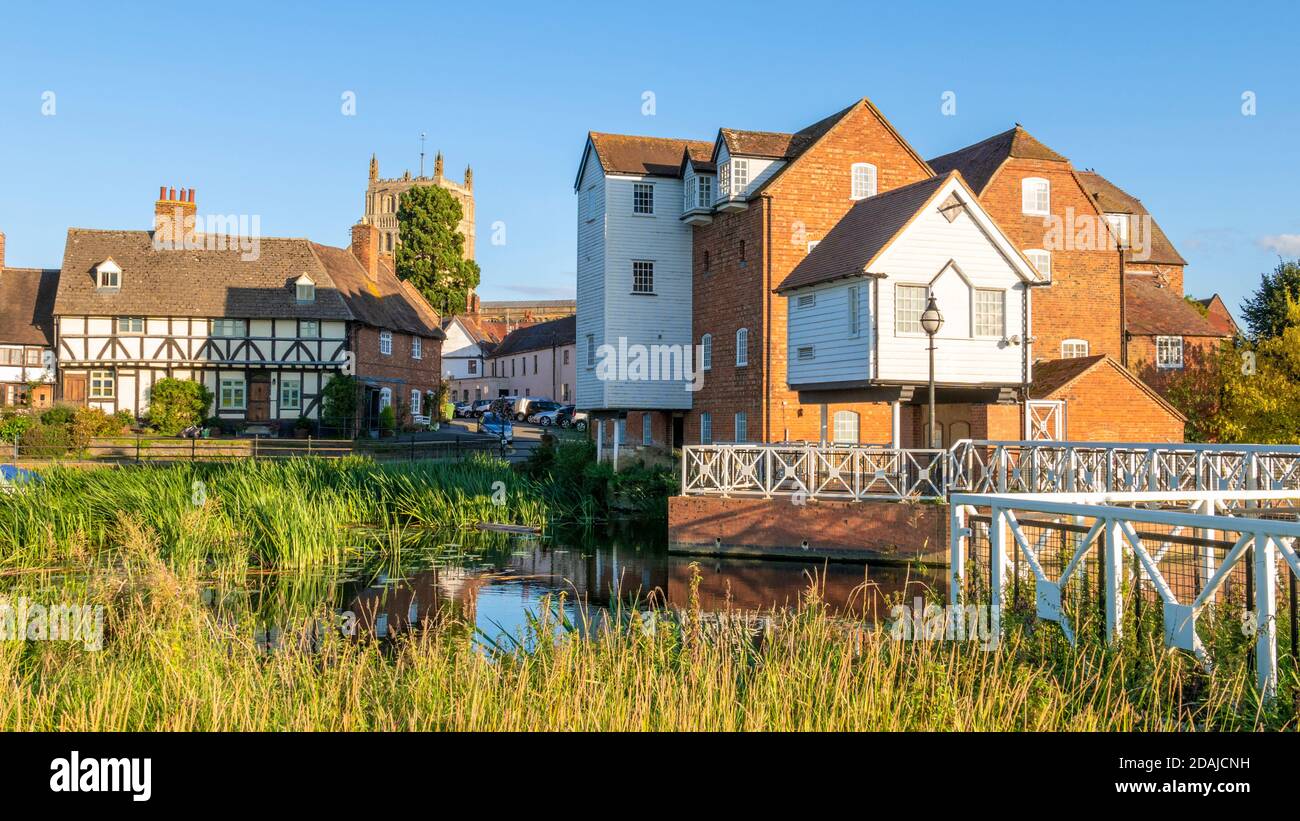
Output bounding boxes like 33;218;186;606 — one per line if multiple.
920;294;944;336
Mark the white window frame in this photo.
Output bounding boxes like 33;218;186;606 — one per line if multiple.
1022;177;1050;216
299;320;320;338
727;158;750;196
89;370;115;399
1105;212;1130;246
700;412;712;444
586;334;595;368
973;289;1006;339
410;389;421;416
632;260;654;294
295;278;316;303
734;412;747;443
1061;339;1089;359
1024;249;1051;280
116;316;144;334
735;328;748;367
280;376;302;412
832;410;859;444
851;162;877;200
701;334;712;371
219;377;246;410
1156;335;1184;369
696;175;713;209
211;318;246;337
95;262;121;290
411;336;422;360
894;284;928;335
633;182;654;215
379;330;393;355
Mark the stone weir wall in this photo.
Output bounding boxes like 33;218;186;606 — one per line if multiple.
668;496;949;563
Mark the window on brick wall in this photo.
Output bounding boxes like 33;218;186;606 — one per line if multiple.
735;328;748;367
851;163;877;200
411;337;422;359
1022;178;1050;216
410;389;421;416
1105;212;1130;246
1061;339;1089;358
734;412;747;443
379;330;392;355
633;183;654;215
701;334;712;371
1024;249;1051;280
642;413;653;445
1157;335;1184;369
700;412;712;444
833;410;859;444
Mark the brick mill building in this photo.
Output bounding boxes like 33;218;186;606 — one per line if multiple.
575;98;1229;449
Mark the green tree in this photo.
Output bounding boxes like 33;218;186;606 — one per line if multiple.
394;185;481;316
147;378;213;435
1241;260;1300;340
1215;298;1300;443
321;374;360;434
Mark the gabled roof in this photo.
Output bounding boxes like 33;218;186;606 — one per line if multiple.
1076;170;1187;266
1194;294;1240;336
0;267;59;346
488;315;576;358
578;133;713;186
442;313;502;347
775;171;1043;294
1125;275;1223;338
679;143;716;174
928;126;1069;194
55;229;354;320
312;244;443;338
1030;353;1186;421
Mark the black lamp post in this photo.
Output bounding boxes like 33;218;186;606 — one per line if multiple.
920;295;944;448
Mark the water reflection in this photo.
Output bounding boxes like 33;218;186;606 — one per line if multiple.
234;519;947;647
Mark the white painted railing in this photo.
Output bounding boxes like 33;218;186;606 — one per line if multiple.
950;490;1300;699
680;439;1300;501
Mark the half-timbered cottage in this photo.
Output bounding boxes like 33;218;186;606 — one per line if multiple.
0;232;59;408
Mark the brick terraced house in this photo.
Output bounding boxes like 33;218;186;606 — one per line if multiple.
0;232;58;408
577;98;1207;448
50;189;442;432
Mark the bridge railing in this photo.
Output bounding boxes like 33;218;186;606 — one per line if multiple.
681;443;947;501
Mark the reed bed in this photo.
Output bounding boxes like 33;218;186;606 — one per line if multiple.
1;558;1293;732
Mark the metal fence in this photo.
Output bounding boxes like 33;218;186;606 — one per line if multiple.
681;443;947;501
9;434;517;464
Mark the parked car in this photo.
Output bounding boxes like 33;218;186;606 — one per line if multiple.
477;412;513;443
453;401;473;418
557;406;588;431
531;404;568;426
512;396;553;422
470;399;493;417
526;400;562;423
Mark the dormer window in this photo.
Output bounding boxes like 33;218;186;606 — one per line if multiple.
696;175;713;208
95;259;122;291
295;274;316;302
731;159;749;194
851;163;877;200
1022;177;1050;216
1105;212;1130;246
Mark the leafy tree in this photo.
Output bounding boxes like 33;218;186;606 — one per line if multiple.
321;375;360;434
1211;298;1300;443
147;377;212;435
394;185;481;316
1241;260;1300;340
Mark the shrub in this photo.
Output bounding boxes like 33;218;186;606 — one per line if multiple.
19;422;70;458
378;405;396;434
40;405;76;427
0;412;36;442
321;375;359;433
70;407;128;451
147;378;212;435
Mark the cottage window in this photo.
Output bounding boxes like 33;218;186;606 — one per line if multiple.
295;275;316;303
280;376;302;411
219;378;245;410
89;370;115;399
700;412;712;444
1061;339;1089;358
1157;335;1184;369
851;163;877;200
300;320;319;337
379;330;392;355
1024;249;1051;280
116;317;144;334
0;349;20;366
700;334;712;371
632;260;654;294
412;337;422;360
731;159;750;194
833;411;859;444
974;289;1005;338
1022;178;1050;216
696;175;713;209
211;319;246;337
24;348;44;366
410;389;421;415
895;285;928;334
633;183;654;215
95;260;121;290
379;387;392;410
735;328;749;367
734;412;747;443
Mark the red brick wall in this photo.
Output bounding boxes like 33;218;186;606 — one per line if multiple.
1050;360;1183;442
352;325;442;416
1127;333;1224;397
1127;262;1184;297
668;495;948;561
979;160;1123;362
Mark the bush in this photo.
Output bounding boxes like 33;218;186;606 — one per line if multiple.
0;412;36;442
70;407;129;451
378;405;396;435
147;378;212;435
19;422;70;458
40;405;76;427
321;375;359;433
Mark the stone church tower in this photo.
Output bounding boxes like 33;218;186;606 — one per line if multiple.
360;151;476;259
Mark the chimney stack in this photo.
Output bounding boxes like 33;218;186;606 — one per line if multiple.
351;222;379;281
154;185;198;244
0;231;6;271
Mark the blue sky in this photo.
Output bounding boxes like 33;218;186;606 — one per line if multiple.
1;0;1297;317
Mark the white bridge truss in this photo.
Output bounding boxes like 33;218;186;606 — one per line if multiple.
949;490;1300;699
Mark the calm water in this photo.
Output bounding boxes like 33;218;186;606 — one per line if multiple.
221;519;948;647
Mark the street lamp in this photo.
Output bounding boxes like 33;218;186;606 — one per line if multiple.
920;294;944;448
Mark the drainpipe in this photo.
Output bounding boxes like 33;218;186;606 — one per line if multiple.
761;194;773;442
1119;246;1128;367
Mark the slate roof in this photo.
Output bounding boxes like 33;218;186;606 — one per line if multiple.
775;173;952;293
0;267;59;346
488;315;576;358
1125;276;1223;337
1076;170;1188;267
585;133;713;179
311;244;443;338
928;126;1068;194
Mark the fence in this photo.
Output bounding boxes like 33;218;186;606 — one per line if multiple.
949;490;1300;698
681;443;947;501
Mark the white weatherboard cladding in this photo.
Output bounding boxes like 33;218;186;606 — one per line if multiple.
872;195;1028;385
785;279;873;385
575;145;694;411
716;143;785;200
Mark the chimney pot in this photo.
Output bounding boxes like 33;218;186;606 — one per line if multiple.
159;185;167;200
188;188;195;203
169;187;177;201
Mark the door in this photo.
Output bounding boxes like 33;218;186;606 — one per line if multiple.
62;374;87;405
672;415;685;450
247;373;271;422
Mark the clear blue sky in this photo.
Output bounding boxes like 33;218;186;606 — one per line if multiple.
2;0;1297;317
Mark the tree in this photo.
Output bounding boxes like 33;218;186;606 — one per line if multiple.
1241;260;1300;340
1212;298;1300;443
147;378;212;435
394;185;481;316
321;374;360;435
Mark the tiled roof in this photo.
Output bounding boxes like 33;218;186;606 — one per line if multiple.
1195;294;1239;336
775;174;952;293
311;244;443;338
928;126;1068;194
0;267;58;346
1126;276;1223;337
1076;170;1188;267
55;229;354;320
1030;353;1186;421
488;315;576;358
719;128;808;160
586;133;713;178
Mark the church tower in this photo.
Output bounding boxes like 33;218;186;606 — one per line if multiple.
360;147;476;259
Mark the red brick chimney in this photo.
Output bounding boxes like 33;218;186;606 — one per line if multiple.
0;231;6;271
154;186;197;243
351;222;379;281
